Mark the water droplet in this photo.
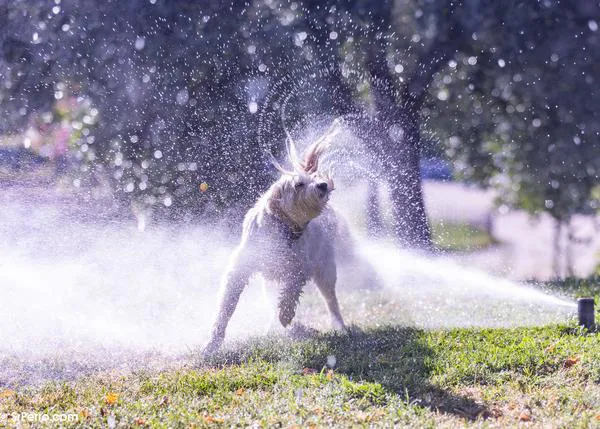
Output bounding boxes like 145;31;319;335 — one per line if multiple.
135;36;146;51
176;88;189;105
107;415;116;429
326;355;336;368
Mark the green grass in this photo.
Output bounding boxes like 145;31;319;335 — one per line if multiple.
2;279;600;427
545;275;600;299
432;221;496;252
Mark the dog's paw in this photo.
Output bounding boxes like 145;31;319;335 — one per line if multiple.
201;337;223;359
278;307;296;328
287;322;318;340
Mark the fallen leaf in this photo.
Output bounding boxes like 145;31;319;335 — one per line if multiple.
519;410;531;421
79;408;91;419
199;182;209;193
545;341;559;353
204;415;224;423
595;414;600;421
356;411;369;422
105;392;119;406
160;395;169;406
235;388;245;395
0;390;15;400
302;368;317;375
490;408;503;418
564;356;580;368
134;417;146;426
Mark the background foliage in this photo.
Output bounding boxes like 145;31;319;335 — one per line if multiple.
1;0;598;241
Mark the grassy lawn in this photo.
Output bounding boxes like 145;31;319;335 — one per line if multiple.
1;279;599;428
432;222;496;252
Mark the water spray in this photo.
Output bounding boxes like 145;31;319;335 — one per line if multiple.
577;297;595;331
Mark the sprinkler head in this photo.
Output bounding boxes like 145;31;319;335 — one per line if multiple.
577;297;595;331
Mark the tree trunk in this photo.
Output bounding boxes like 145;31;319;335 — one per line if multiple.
386;110;431;249
360;0;464;250
364;46;432;249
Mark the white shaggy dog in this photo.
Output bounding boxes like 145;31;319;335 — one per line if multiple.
203;123;349;355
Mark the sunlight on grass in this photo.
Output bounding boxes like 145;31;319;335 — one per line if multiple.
1;278;599;428
432;221;496;252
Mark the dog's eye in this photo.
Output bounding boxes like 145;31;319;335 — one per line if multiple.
295;182;305;189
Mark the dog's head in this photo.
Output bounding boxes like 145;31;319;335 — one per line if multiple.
267;121;339;228
268;169;333;228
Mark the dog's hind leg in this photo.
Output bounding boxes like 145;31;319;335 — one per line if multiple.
203;259;251;356
314;265;346;331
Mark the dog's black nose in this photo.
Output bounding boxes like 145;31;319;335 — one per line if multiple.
317;182;328;192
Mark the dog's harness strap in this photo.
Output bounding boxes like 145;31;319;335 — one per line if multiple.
271;207;304;241
282;223;303;241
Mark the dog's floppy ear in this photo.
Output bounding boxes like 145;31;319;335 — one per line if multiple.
301;119;342;174
268;152;294;175
267;183;283;212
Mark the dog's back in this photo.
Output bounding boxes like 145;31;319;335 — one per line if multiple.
314;207;383;291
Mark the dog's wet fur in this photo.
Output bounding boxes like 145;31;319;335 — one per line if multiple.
203;121;373;355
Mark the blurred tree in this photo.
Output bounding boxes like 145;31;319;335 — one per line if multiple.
1;0;598;259
1;0;282;222
296;0;470;249
426;0;600;275
0;0;441;246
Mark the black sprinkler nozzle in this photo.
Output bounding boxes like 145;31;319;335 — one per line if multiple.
577;297;595;331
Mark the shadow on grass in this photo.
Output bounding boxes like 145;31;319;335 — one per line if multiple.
200;325;489;421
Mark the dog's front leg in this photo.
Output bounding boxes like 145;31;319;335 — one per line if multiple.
203;261;250;356
278;271;306;327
